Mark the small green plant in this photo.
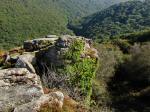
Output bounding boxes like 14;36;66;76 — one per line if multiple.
39;38;98;107
64;39;98;105
64;39;84;62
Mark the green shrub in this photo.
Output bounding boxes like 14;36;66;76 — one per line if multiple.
91;43;123;110
64;39;84;62
64;39;98;105
112;39;131;53
121;43;150;83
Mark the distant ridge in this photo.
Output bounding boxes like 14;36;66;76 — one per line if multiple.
73;0;150;40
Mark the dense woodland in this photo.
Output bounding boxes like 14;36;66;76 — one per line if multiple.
91;30;150;112
0;0;71;49
0;0;129;49
71;0;150;40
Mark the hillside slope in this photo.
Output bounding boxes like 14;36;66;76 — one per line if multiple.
0;0;129;49
76;0;150;40
56;0;129;20
0;0;71;49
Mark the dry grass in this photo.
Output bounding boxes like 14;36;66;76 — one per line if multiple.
42;88;88;112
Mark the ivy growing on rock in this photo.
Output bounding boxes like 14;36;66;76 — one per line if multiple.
36;37;98;106
64;39;98;105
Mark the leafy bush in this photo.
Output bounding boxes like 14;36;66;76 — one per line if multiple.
91;43;123;111
64;39;98;105
64;39;84;62
112;39;131;53
107;42;150;112
121;43;150;83
95;43;123;81
119;30;150;43
37;39;98;106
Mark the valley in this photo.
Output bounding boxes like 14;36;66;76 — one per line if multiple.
0;0;129;49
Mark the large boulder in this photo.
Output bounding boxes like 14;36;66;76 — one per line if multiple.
40;35;98;66
35;35;98;106
0;68;65;112
14;91;64;112
0;68;43;112
0;35;97;112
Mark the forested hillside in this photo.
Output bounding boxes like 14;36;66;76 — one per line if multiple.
0;0;71;49
0;0;129;49
91;29;150;112
55;0;129;20
74;0;150;40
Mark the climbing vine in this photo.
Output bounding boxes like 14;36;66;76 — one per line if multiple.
64;39;98;105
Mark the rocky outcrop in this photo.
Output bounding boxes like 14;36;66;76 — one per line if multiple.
0;67;65;112
14;91;64;112
24;38;58;52
0;52;65;112
0;68;43;112
35;35;98;105
0;35;98;112
39;35;98;66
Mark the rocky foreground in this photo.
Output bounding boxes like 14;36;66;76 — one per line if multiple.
0;35;98;112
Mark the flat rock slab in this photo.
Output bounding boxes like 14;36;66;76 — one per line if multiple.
0;68;44;112
0;85;43;112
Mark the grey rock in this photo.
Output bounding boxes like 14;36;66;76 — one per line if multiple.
24;38;57;51
0;35;97;112
15;54;36;73
0;68;43;112
14;91;64;112
42;35;98;66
